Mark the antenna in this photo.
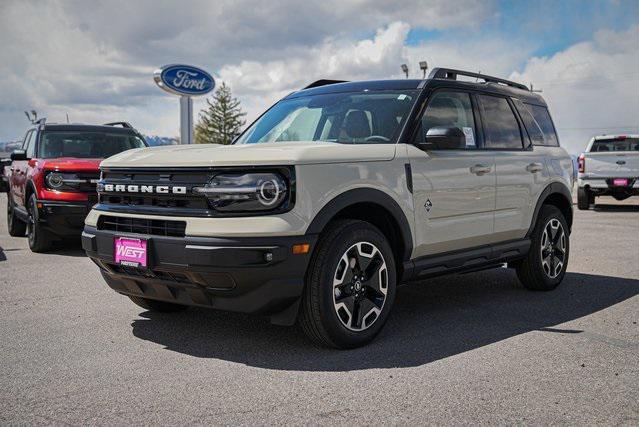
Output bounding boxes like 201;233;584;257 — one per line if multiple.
530;83;543;93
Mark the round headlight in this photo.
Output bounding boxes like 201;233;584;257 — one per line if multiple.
194;172;289;212
257;178;282;206
46;172;64;189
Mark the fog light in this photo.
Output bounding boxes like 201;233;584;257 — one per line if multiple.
264;252;273;262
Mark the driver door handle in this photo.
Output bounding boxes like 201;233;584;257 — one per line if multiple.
470;164;492;175
526;162;544;173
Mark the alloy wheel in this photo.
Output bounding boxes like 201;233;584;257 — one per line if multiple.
332;241;388;331
540;218;566;279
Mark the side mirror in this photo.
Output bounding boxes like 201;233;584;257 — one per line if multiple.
10;149;28;161
423;126;466;150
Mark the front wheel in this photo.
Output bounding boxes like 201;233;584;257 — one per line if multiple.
26;194;53;253
516;205;570;291
300;219;397;349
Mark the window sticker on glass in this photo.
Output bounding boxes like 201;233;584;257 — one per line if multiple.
463;127;476;147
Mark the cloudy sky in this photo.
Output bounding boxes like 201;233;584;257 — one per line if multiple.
1;0;638;154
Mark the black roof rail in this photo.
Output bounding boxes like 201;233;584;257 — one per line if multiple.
428;67;529;91
104;121;133;128
303;79;348;89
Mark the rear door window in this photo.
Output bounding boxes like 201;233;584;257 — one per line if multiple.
477;95;524;149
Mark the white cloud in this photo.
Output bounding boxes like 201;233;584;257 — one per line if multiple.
0;0;494;140
510;25;639;154
0;0;637;156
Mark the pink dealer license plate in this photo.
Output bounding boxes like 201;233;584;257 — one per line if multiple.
114;237;147;268
613;178;629;187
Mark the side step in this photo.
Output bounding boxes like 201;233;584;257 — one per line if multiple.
402;239;530;281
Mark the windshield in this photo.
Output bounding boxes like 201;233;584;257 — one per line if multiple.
591;138;639;152
235;90;418;145
38;131;146;159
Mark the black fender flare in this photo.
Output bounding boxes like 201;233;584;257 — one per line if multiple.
305;187;414;261
526;181;573;237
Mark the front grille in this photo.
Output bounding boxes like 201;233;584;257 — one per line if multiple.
108;264;191;283
97;168;212;216
97;215;186;237
76;172;100;192
103;263;236;290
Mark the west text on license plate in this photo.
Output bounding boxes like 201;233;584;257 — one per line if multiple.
114;237;147;267
613;178;628;187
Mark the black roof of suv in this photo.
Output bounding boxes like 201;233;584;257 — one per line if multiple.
289;67;546;106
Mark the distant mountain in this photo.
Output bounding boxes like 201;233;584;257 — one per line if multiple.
144;135;178;146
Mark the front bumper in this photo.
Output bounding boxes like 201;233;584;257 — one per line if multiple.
82;226;317;324
37;199;95;237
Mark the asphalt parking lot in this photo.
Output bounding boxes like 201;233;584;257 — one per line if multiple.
0;193;637;425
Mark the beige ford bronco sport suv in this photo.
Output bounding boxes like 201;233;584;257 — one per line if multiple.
83;68;574;348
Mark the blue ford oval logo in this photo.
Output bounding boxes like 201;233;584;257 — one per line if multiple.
153;64;215;96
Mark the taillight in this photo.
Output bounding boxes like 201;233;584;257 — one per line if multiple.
578;153;585;173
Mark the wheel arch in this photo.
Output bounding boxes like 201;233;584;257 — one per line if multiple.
527;182;573;236
306;188;414;268
24;180;38;204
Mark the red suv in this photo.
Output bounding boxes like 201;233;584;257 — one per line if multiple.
5;121;147;252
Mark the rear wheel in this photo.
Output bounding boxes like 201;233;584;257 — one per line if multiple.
7;194;27;237
517;205;569;291
26;194;53;253
577;187;593;210
128;296;189;313
300;219;397;349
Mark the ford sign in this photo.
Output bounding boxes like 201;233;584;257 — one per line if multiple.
153;64;215;96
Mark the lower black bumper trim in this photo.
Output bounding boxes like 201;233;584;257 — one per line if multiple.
84;226;317;323
37;199;94;237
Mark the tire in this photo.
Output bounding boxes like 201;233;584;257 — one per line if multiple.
516;205;569;291
6;194;27;237
128;295;189;313
26;194;53;253
300;219;397;349
577;187;593;210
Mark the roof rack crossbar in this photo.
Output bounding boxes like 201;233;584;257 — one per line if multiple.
104;121;132;128
303;79;348;89
428;67;529;91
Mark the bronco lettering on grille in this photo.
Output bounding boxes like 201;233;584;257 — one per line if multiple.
102;184;188;194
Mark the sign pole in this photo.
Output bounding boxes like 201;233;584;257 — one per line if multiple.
179;95;193;144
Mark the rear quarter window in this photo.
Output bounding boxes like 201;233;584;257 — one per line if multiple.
525;103;559;147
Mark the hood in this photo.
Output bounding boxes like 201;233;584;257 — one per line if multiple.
100;141;397;168
39;157;102;172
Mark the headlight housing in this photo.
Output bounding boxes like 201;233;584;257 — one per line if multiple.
44;171;96;192
194;171;291;213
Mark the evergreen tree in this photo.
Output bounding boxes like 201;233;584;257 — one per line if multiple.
195;82;246;145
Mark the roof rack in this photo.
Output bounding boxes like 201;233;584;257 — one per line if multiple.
303;79;348;89
104;121;133;128
428;67;529;91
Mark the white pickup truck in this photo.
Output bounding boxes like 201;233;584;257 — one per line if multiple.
577;135;639;209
